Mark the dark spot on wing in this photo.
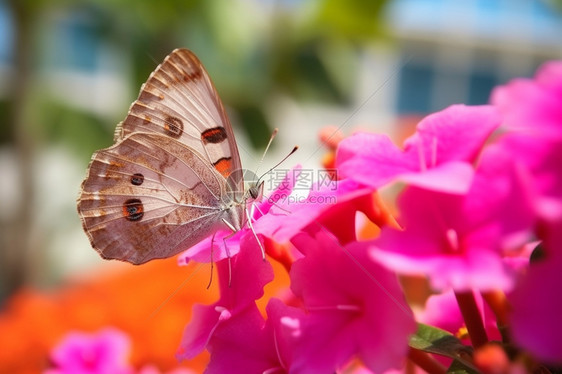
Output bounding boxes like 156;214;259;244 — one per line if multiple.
123;199;144;221
164;116;183;138
201;127;227;144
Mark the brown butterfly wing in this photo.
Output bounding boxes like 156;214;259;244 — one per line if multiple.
78;133;240;264
78;48;248;264
114;48;242;180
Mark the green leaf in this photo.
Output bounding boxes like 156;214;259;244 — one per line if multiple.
409;323;478;372
447;358;479;374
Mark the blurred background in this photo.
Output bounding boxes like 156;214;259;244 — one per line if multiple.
0;0;561;372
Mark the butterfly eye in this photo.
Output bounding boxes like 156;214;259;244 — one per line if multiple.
249;181;264;199
164;116;184;138
122;199;144;221
130;173;144;186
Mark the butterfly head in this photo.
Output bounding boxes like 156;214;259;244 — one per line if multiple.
248;180;265;201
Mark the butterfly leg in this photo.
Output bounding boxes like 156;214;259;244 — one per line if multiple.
245;207;266;260
221;219;240;287
223;236;232;287
206;232;217;289
250;201;265;220
221;218;237;260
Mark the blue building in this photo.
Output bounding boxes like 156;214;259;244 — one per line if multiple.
388;0;562;115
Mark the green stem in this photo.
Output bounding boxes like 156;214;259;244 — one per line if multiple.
455;290;488;348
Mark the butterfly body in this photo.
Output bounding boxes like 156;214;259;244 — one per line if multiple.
78;49;249;264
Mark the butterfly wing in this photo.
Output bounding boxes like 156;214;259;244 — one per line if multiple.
115;48;243;184
78;132;242;264
78;49;249;264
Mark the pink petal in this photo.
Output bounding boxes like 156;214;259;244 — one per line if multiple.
369;143;535;291
371;244;513;291
337;105;499;194
255;179;372;245
337;133;416;187
535;60;562;95
49;328;133;374
204;305;279;374
509;227;562;364
289;230;415;373
265;298;308;370
177;229;239;265
404;105;501;164
176;303;224;360
491;61;562;138
397;161;474;194
177;235;274;360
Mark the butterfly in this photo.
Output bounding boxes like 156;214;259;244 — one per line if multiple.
77;48;259;265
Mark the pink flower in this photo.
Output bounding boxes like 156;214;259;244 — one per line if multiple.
337;105;501;194
508;223;562;364
369;144;534;291
44;328;133;374
491;61;562;138
501;137;562;220
287;229;416;373
255;178;377;245
491;61;562;220
176;235;274;361
203;305;277;373
199;298;305;373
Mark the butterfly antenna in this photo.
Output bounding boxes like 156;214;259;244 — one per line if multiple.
252;128;279;178
256;145;298;184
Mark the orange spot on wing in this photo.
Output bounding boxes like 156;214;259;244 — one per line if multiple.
122;199;144;221
213;158;232;177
